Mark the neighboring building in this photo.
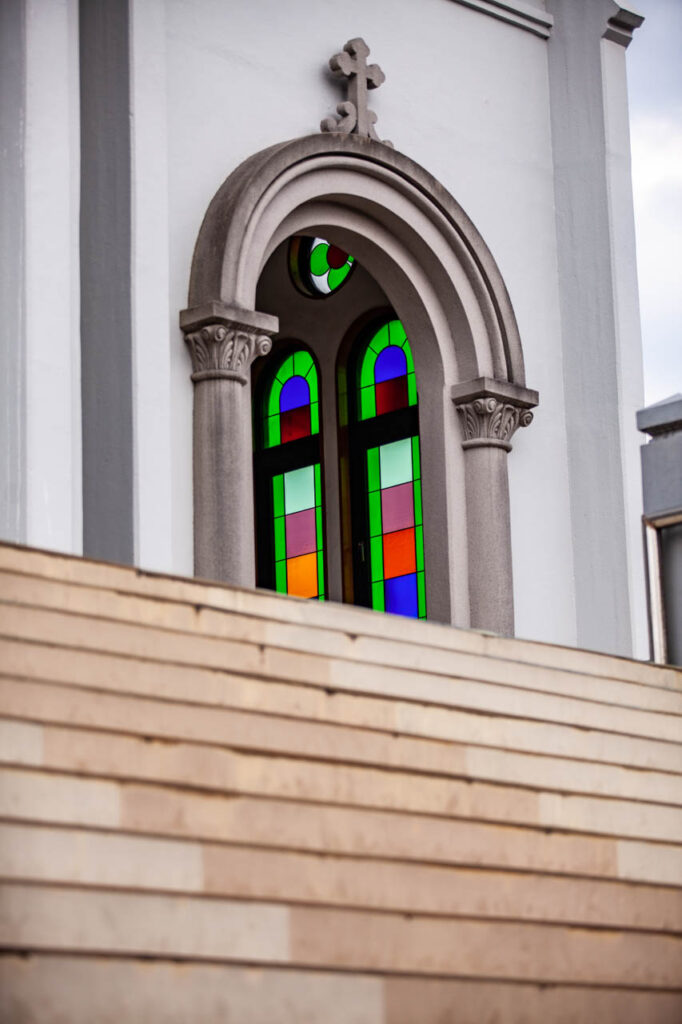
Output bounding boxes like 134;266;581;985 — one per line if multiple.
3;1;681;1021
638;394;682;665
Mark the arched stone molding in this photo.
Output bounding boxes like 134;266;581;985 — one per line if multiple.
181;133;538;634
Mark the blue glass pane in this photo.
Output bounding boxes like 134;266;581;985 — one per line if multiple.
374;345;407;383
280;375;310;412
385;573;418;617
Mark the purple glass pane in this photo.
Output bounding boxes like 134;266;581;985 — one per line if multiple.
285;507;317;558
374;345;407;383
280;375;310;412
385;573;418;617
381;482;414;534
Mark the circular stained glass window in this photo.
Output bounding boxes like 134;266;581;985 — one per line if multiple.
289;236;355;298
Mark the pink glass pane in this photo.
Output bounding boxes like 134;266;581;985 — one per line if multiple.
381;482;414;535
285;506;317;558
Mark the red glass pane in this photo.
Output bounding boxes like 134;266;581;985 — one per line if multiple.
383;527;416;579
376;376;408;416
281;405;311;443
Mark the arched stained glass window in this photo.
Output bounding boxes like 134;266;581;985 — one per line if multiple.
254;348;326;601
342;317;426;619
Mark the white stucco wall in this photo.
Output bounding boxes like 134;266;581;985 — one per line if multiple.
3;0;646;654
144;0;576;644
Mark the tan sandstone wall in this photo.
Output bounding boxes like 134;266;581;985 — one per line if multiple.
0;543;680;1022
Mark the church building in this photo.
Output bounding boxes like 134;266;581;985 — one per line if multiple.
1;1;680;1021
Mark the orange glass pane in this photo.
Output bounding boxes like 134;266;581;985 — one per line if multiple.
287;552;318;598
382;527;416;579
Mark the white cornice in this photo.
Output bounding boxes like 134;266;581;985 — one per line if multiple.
448;0;553;40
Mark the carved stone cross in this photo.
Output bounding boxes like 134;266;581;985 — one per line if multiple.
321;37;390;145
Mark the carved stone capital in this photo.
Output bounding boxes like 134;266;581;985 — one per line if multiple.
452;377;538;452
180;303;278;386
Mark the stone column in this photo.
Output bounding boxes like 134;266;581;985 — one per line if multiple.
180;302;278;585
452;378;538;637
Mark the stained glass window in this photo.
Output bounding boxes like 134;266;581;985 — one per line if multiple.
289;236;355;298
342;317;426;620
254;348;326;601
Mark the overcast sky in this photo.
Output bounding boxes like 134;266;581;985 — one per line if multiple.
626;0;682;406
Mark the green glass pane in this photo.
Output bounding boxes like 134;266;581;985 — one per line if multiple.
367;447;380;492
368;489;382;537
317;551;325;599
360;348;376;390
372;580;385;612
414;479;423;526
370;535;384;582
417;571;426;619
275;559;287;593
360;384;376;420
412;436;421;479
407;371;418;407
379;437;412;489
389;320;406;347
284;465;315;514
273;474;285;518
314;463;321;507
328;264;351;291
307;364;319;404
293;350;312;377
403;336;415;374
415;524;424;572
266;414;280;448
277;354;294;383
315;504;323;548
268;378;282;419
369;322;390;354
310;401;319;435
309;242;329;276
274;515;286;562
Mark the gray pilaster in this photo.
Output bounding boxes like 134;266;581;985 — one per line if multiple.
546;0;643;655
0;0;26;543
452;378;537;636
79;0;134;564
180;303;277;585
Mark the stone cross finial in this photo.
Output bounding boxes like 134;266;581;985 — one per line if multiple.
321;37;391;145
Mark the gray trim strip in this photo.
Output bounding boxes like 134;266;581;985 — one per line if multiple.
0;0;26;543
79;0;134;564
448;0;553;39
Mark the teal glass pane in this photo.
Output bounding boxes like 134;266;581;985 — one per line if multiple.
284;465;315;514
372;580;385;612
379;437;412;489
